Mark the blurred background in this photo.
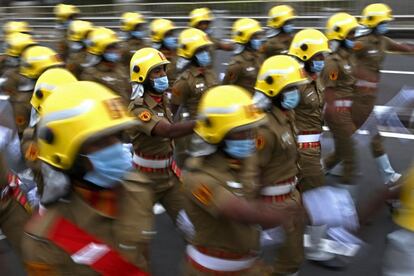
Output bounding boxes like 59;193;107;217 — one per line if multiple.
2;0;414;43
1;1;414;276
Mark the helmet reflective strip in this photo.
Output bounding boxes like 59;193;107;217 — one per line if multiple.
36;83;56;92
365;11;389;16
181;35;203;44
202;105;241;115
40;100;95;126
191;11;210;18
334;17;355;27
271;11;291;17
133;52;155;67
292;38;325;47
238;22;258;31
258;67;295;80
26;55;53;62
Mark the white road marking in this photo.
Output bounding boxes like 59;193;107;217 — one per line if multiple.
380;70;414;75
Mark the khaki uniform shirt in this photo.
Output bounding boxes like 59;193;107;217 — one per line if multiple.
128;92;174;182
161;49;178;89
353;34;393;77
66;50;88;79
80;62;131;103
55;28;69;61
171;65;218;119
1;69;32;135
222;50;263;94
262;34;292;58
21;126;44;194
296;78;325;133
22;174;154;275
257;107;298;184
183;152;260;255
0;55;7;75
120;38;148;69
320;48;355;99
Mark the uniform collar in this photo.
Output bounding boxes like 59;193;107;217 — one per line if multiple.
73;185;119;218
240;49;257;61
144;91;163;109
337;47;351;59
96;61;115;72
270;106;289;124
188;64;206;77
161;48;175;59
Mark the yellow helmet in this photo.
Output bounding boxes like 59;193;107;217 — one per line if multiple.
232;18;262;44
67;20;94;42
195;85;265;144
121;12;146;32
5;32;37;57
86;27;120;55
394;166;414;231
130;47;170;83
326;13;360;41
288;29;331;61
54;3;80;22
255;55;308;97
189;7;214;27
37;81;138;170
150;19;176;43
3;21;31;36
20;46;63;79
31;68;77;114
360;3;393;28
267;5;297;29
177;28;213;59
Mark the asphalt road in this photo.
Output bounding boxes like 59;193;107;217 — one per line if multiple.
1;49;414;276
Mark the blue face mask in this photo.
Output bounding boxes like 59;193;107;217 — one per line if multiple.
282;23;294;34
83;143;132;188
250;38;263;50
310;60;325;73
152;75;169;93
224;139;256;159
195;50;211;67
131;30;145;39
281;89;300;110
163;36;177;49
376;23;389;35
344;39;355;49
103;52;121;63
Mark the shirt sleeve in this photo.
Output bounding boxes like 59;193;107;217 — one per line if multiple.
320;58;340;88
171;78;191;106
129;106;163;136
222;61;242;85
183;172;236;218
383;36;397;50
256;126;276;169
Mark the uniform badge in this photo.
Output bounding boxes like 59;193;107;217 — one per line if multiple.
15;115;26;126
172;87;181;96
104;98;125;119
256;135;265;150
353;41;363;51
25;142;38;161
138;111;151;122
192;184;212;205
329;71;338;81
